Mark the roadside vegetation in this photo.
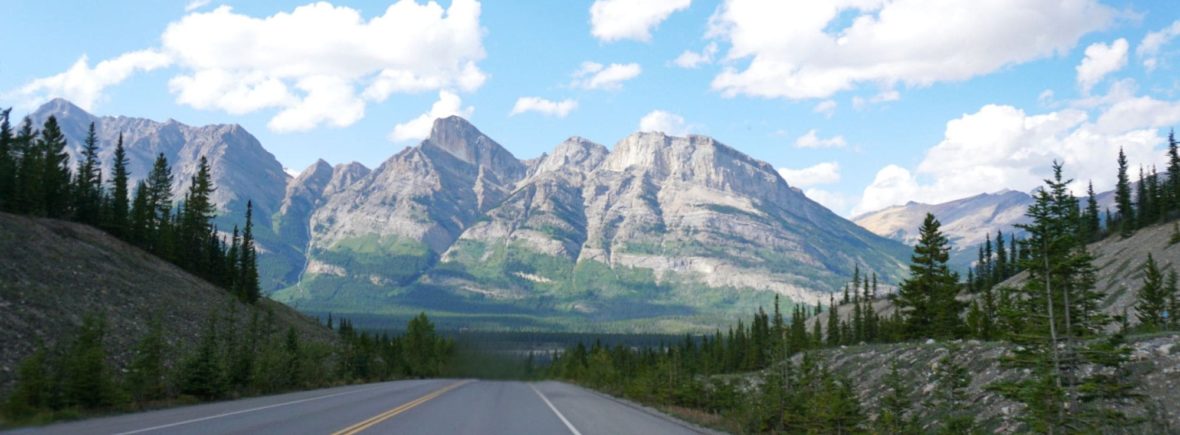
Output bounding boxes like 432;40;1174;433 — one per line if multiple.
548;135;1180;433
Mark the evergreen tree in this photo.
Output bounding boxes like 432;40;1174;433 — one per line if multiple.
827;296;840;346
73;122;102;225
129;181;151;245
895;213;962;339
106;134;130;237
39;116;72;218
180;316;225;400
180;156;217;273
13;118;41;215
1135;254;1168;331
4;346;50;419
145;153;173;232
62;315;119;409
238;201;261;303
1115;147;1134;237
1167;270;1179;331
875;361;917;434
1169;129;1180;214
126;315;166;402
1083;181;1101;242
1136;167;1150;229
925;347;976;434
0;108;14;211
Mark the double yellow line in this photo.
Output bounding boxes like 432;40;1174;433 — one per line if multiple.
332;380;473;435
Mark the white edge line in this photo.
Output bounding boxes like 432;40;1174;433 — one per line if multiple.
113;384;390;435
529;383;583;435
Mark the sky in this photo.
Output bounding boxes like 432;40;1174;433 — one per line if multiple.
2;0;1179;217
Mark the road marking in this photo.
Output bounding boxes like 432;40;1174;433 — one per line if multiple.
530;383;583;435
332;380;473;435
114;384;390;435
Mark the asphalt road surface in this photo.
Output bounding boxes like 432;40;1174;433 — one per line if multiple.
5;380;710;435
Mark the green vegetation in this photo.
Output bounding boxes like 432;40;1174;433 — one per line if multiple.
1;310;452;426
0;112;262;304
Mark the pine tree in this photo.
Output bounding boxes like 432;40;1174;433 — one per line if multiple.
995;230;1008;283
1115;147;1134;237
62;315;119;409
180;316;226;400
180;156;217;273
126;315;166;402
13;118;41;215
1084;181;1101;242
238;201;261;303
129;181;151;245
896;213;962;339
4;346;50;418
73;122;102;225
1167;270;1178;331
875;361;917;434
1169;129;1180;215
827;296;840;346
1135;254;1168;331
926;347;976;434
146;153;174;232
39;116;72;218
106;134;130;237
0;108;14;211
1136;167;1150;229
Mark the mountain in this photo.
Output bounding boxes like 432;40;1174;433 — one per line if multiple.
28;99;289;218
0;212;333;394
27;99;304;289
276;120;911;331
22;100;911;332
854;187;1122;270
853;190;1034;268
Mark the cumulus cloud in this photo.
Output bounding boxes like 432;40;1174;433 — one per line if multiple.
14;0;486;133
852;94;1180;215
673;42;718;68
852;90;900;110
802;188;851;215
1077;39;1128;93
590;0;691;42
794;129;846;149
777;161;840;187
571;62;642;90
639;110;691;135
707;0;1113;100
812;99;837;117
390;90;474;142
510;97;578;118
1138;20;1180;71
13;50;172;110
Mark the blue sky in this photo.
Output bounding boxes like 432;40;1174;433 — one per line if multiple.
2;0;1179;217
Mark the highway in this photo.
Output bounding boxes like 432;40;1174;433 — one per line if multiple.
6;380;710;435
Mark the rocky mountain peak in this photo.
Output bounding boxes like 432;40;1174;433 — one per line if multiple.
423;116;525;182
32;98;96;125
534;136;609;176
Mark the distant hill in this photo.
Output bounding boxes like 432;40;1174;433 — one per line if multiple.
854;188;1120;270
0;212;333;394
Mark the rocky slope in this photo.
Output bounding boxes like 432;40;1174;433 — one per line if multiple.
0;212;334;395
803;335;1179;432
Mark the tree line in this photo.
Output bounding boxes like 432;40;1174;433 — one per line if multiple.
0;110;260;303
3;309;452;423
550;152;1179;433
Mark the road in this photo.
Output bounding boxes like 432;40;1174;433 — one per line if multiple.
5;380;710;435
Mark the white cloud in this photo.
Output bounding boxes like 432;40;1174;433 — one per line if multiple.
185;0;212;12
852;90;900;110
777;161;840;187
852;94;1180;215
803;188;851;215
571;62;642;90
13;50;172;110
16;1;487;132
794;129;846;149
1038;89;1056;107
673;42;718;68
813;99;837;117
707;0;1113;100
510;97;578;118
590;0;691;42
1138;20;1180;71
639;110;691;135
1076;39;1128;93
390;90;474;142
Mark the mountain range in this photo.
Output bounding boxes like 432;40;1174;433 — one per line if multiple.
30;99;912;332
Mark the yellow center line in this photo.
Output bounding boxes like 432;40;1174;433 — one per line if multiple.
331;380;473;435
